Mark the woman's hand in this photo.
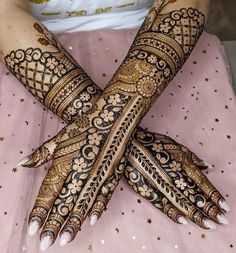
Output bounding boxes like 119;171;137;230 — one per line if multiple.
125;129;229;228
24;83;144;249
24;123;229;250
3;0;221;250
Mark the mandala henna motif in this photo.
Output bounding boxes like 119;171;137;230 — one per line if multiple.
35;3;207;242
5;0;224;247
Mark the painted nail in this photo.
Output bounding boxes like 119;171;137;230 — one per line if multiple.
40;235;53;251
60;232;72;247
203;162;213;169
17;155;30;166
219;200;230;212
217;213;229;225
90;214;98;226
203;219;216;229
177;216;188;225
28;220;40;236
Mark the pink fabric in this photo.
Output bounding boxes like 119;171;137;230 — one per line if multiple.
0;30;235;253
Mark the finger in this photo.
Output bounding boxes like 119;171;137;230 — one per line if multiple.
39;164;88;248
39;145;97;248
28;128;88;238
124;163;187;224
127;142;216;229
18;131;64;167
28;156;73;236
89;158;125;225
187;191;225;224
149;135;229;213
39;162;92;246
182;161;227;210
136;130;229;213
59;154;128;245
184;148;209;170
166;161;228;225
129;161;218;228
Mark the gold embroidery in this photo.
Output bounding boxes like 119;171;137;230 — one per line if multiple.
67;10;88;17
29;0;50;4
116;3;135;9
95;7;113;14
7;1;222;247
41;12;61;16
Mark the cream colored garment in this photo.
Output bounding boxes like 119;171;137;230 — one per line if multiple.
28;0;154;32
0;31;235;253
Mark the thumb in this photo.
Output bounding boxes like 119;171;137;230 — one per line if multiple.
18;130;63;168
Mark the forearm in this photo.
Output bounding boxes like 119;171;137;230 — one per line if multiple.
0;0;210;124
0;1;101;121
105;0;210;115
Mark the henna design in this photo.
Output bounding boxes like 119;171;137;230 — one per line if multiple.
6;1;224;246
124;163;183;223
36;93;132;241
5;23;101;121
125;129;224;227
34;4;207;242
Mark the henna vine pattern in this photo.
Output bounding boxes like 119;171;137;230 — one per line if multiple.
6;1;223;246
30;4;207;242
125;129;223;227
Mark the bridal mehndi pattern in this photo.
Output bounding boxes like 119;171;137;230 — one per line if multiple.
4;0;228;248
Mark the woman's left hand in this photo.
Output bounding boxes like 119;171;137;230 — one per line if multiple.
124;129;229;228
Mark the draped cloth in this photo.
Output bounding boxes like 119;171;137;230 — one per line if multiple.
0;30;235;253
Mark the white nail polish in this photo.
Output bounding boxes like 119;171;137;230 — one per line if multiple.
219;200;230;212
40;235;53;251
28;220;40;236
90;214;98;226
177;216;188;225
17;156;30;166
217;214;229;225
203;162;213;169
60;232;71;247
203;219;216;229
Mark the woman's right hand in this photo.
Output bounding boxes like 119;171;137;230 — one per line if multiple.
24;125;229;248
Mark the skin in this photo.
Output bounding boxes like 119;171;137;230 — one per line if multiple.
0;1;229;249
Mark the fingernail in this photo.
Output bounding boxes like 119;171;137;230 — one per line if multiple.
17;155;31;167
60;232;71;247
177;216;188;225
203;219;216;229
40;235;53;251
219;199;230;212
28;220;40;236
90;214;98;226
217;213;229;225
203;162;213;169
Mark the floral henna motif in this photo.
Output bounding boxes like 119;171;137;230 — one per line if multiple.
124;163;183;223
35;93;132;241
6;0;220;247
125;129;225;226
35;4;207;243
4;23;101;122
106;4;205;111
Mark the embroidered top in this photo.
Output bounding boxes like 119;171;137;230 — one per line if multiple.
28;0;154;32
